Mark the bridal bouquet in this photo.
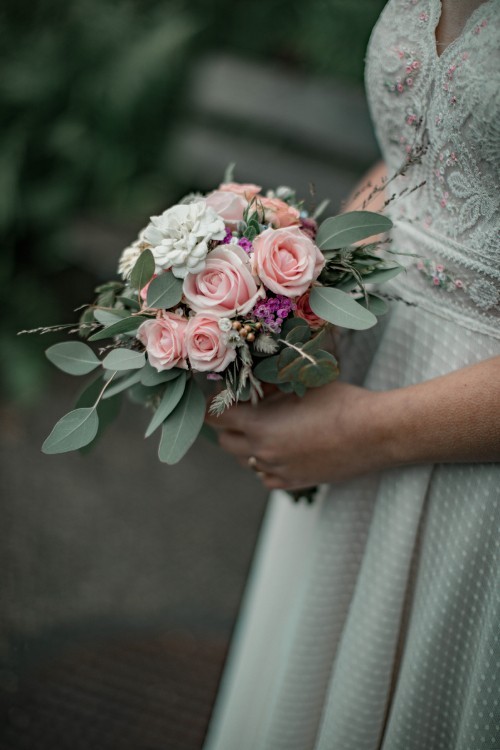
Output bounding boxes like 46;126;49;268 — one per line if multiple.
38;171;401;463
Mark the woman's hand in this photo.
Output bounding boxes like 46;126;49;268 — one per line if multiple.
206;356;500;491
206;381;394;490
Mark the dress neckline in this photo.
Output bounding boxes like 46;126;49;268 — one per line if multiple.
431;0;494;61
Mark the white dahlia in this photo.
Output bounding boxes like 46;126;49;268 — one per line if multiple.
143;202;226;279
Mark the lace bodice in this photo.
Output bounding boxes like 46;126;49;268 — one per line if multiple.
365;0;500;338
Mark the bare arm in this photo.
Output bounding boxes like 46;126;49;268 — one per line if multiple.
207;357;500;490
343;160;387;213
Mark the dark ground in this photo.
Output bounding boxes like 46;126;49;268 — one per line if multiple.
0;373;268;749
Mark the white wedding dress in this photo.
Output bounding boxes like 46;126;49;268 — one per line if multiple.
204;2;500;748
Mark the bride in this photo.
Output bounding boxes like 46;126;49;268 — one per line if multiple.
204;1;500;747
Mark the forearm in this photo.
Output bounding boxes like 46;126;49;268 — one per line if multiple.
343;160;387;213
373;356;500;467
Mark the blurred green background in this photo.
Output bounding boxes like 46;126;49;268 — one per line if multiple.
3;0;384;404
1;2;386;747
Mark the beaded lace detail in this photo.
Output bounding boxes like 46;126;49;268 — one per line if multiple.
365;0;500;338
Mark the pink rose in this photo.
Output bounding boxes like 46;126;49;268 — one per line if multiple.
219;182;262;200
252;226;325;298
259;196;301;228
295;291;325;330
183;245;264;317
186;315;236;372
137;312;188;371
204;190;247;227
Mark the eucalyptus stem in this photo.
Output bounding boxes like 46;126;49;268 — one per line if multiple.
92;371;118;408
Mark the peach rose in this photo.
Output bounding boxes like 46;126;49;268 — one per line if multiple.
137;312;188;371
204;190;247;227
219;182;262;200
252;226;325;298
183;245;264;317
186;315;237;372
259;196;301;228
295;291;325;330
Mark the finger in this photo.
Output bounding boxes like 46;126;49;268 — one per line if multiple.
258;472;287;491
205;401;254;430
218;429;252;457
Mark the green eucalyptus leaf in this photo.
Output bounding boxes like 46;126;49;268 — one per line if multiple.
352;258;378;268
141;362;183;386
93;309;129;325
237;381;252;402
146;271;183;309
309;287;377;330
360;265;404;285
128;383;163;404
42;408;99;454
335;276;361;293
130;248;155;292
95;281;124;293
357;294;389;316
316;211;393;250
277;382;294;393
117;296;141;311
78;307;95;339
102;370;142;399
89;316;146;341
293;382;307;397
145;371;187;437
253;355;280;384
97;290;117;308
277;348;303;383
102;349;146;371
302;327;330;354
158;378;206;464
297;350;339;388
280;317;309;339
285;324;311;345
46;342;100;375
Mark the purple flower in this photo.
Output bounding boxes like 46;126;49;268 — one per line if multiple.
238;237;254;253
251;294;296;332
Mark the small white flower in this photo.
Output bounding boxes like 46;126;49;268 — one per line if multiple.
118;242;142;280
117;228;150;279
143;202;226;279
275;186;294;201
218;317;232;332
227;330;241;347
